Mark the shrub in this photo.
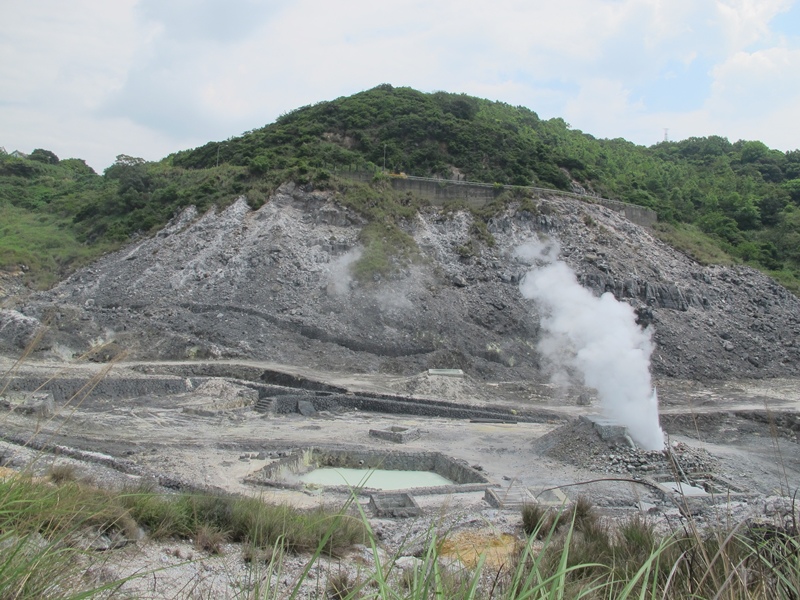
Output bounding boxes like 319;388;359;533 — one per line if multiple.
46;463;77;484
521;503;548;537
326;570;358;599
194;524;226;554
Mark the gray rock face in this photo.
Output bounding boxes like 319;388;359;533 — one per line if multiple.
7;183;800;381
297;400;317;416
0;309;43;350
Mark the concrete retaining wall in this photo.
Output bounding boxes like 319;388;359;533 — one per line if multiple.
390;177;499;208
341;171;658;227
2;376;188;403
271;391;560;423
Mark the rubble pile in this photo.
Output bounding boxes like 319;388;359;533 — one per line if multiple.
588;441;717;475
534;419;717;475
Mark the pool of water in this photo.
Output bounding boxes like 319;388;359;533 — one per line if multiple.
299;467;454;490
662;481;709;496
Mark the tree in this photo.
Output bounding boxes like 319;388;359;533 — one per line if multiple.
739;140;769;163
29;148;59;165
772;205;800;264
103;154;151;210
758;192;789;226
107;154;146;170
248;154;270;175
697;212;743;245
783;179;800;204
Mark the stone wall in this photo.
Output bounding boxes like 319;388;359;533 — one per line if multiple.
2;376;188;403
389;177;500;208
270;391;560;422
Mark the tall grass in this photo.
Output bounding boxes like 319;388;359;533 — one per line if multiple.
0;470;369;598
2;455;798;598
119;483;367;554
651;221;735;266
514;498;800;600
0;203;114;290
0;473;138;598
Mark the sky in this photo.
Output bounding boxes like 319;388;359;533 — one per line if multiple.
2;0;799;173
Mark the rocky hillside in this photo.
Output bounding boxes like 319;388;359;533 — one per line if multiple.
3;183;800;381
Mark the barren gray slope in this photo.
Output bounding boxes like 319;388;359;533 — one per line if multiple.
5;182;800;380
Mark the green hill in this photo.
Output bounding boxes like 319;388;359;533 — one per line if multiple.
2;84;800;291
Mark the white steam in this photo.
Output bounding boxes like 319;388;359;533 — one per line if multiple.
516;239;664;450
326;248;362;296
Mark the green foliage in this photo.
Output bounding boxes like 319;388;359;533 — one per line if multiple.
515;498;800;599
323;177;426;280
352;221;418;282
651;222;735;266
2;85;800;291
783;179;800;203
0;151;266;282
28;148;59;165
248;153;271;175
768;268;800;295
169;85;800;286
0;203;109;288
118;485;367;554
0;472;144;598
0;468;368;597
172;86;569;189
697;211;744;245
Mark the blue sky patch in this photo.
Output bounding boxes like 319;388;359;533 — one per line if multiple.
770;1;800;39
635;57;714;113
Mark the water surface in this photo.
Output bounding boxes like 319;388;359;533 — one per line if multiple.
299;467;453;490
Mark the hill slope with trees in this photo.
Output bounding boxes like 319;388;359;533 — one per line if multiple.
2;84;799;291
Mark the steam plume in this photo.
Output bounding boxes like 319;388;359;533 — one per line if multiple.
516;239;664;450
326;248;362;296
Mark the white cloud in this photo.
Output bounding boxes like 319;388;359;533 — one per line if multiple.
710;46;800;108
0;2;144;108
694;45;800;144
562;78;652;142
715;0;794;49
0;1;168;167
0;105;195;171
2;0;799;170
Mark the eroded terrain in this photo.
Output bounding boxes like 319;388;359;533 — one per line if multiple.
1;356;799;597
2;186;800;596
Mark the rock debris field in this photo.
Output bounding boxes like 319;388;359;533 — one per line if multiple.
1;357;799;597
1;184;799;597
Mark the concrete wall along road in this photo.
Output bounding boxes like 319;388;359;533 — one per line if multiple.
340;171;657;228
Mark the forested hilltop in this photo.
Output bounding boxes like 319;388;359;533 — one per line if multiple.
2;84;799;291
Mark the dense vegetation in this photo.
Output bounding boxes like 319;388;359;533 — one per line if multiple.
2;84;800;290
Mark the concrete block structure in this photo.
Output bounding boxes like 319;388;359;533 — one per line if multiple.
369;425;421;443
369;492;421;517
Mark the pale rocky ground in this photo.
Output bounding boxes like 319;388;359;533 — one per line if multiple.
1;357;799;598
1;184;800;597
